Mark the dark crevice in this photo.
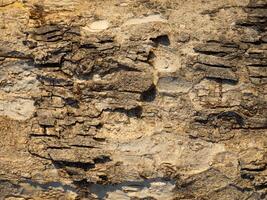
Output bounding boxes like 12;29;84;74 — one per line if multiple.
194;50;229;57
108;106;143;118
250;75;267;78
53;160;95;171
236;16;267;32
247;64;267;67
140;84;157;102
93;155;112;164
73;179;91;188
127;106;143;118
206;77;239;85
47;146;71;150
93;137;106;142
98;39;114;44
70;145;100;149
28;150;51;160
228;184;254;193
233;127;267;130
241;173;255;180
23;40;38;49
45;36;63;42
63;97;79;108
194;42;238;57
39;124;56;129
147;51;156;63
150;34;170;46
34;25;61;35
194;111;245;127
35;62;62;68
73;179;92;198
255;184;267;191
95;123;103;130
241;40;263;45
217;111;245;127
79;44;97;49
241;166;266;172
196;62;233;69
98;175;108;182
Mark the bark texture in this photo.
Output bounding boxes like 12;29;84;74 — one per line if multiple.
0;0;266;199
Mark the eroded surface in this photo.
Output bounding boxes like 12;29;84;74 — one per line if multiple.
0;0;266;199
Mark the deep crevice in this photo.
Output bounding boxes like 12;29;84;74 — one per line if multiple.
140;84;157;102
53;160;95;171
63;97;79;108
108;106;143;118
150;34;170;46
206;77;239;85
93;155;112;164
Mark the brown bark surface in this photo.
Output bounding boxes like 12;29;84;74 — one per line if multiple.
0;0;266;199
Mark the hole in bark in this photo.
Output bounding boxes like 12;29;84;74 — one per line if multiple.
148;51;156;63
93;137;106;142
53;160;95;171
111;106;143;118
99;175;108;181
141;85;157;102
207;77;238;85
95;123;103;129
93;155;112;164
64;97;79;108
151;35;170;46
127;106;143;118
241;173;254;180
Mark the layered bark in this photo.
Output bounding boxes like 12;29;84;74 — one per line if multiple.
0;0;266;199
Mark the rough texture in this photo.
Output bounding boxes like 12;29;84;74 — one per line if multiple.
0;0;266;199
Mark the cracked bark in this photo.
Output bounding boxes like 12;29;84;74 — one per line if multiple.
0;0;266;200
